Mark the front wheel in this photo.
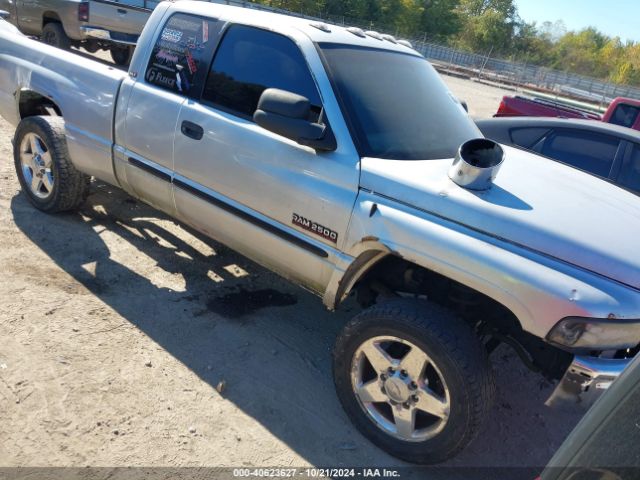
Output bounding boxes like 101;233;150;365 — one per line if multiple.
333;300;495;464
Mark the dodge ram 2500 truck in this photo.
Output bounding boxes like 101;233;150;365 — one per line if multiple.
1;1;639;464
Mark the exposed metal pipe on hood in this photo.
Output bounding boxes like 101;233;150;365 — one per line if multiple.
448;138;505;190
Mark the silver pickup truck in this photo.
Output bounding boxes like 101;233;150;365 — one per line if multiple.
0;0;153;64
1;1;639;464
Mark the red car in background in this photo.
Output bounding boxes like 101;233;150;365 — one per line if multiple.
496;96;640;131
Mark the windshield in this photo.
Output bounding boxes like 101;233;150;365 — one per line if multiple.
319;43;482;160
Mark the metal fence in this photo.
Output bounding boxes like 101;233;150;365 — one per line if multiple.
410;41;640;104
187;0;640;104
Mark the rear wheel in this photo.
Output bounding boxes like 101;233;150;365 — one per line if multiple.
110;45;134;66
41;22;71;50
14;116;90;213
333;299;495;464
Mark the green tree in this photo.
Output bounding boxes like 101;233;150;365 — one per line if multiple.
455;0;518;54
416;0;462;41
551;28;609;76
253;0;640;87
511;21;555;64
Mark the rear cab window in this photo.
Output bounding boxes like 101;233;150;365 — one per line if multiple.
609;104;640;128
145;13;219;97
201;25;322;121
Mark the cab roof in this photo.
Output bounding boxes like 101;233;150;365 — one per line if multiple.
171;0;420;55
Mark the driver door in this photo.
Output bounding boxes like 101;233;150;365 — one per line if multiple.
172;24;359;293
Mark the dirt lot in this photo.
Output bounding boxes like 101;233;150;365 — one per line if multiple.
0;50;585;470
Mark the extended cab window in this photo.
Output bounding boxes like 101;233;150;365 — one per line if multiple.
145;14;217;96
541;129;619;178
202;25;321;119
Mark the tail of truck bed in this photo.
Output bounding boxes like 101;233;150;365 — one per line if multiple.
83;0;152;46
0;18;126;184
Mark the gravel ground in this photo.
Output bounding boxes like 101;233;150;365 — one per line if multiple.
0;47;585;470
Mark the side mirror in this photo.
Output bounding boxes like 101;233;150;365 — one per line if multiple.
254;88;337;152
0;10;10;20
460;99;469;113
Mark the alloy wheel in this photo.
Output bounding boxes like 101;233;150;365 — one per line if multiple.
19;132;55;199
350;335;451;442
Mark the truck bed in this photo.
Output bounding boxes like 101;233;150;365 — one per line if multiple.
495;95;602;121
0;21;126;183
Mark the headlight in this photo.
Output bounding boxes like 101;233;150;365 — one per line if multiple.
547;317;640;350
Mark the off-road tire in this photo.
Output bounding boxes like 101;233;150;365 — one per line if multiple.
41;22;71;50
333;299;495;464
110;45;134;66
14;116;90;213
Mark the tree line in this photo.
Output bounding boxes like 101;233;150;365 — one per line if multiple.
254;0;640;86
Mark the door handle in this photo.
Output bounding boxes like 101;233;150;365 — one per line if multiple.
117;8;127;14
181;121;204;140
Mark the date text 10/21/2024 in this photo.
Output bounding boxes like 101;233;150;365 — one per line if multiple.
232;468;402;478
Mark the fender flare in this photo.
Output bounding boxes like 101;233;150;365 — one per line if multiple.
323;239;390;310
15;87;64;119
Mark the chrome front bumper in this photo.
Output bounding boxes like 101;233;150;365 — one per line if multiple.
546;355;632;409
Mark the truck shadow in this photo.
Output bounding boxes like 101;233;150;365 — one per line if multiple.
10;182;401;466
10;182;583;469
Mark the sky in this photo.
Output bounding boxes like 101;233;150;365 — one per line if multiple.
515;0;640;43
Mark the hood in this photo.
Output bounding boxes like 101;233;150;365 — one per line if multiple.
361;145;640;291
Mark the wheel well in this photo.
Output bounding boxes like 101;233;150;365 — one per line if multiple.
42;12;62;27
351;255;519;328
18;90;62;119
349;254;572;379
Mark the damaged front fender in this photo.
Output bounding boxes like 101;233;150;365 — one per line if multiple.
324;191;640;340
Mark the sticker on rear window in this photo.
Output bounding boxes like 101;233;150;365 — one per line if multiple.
161;28;183;43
